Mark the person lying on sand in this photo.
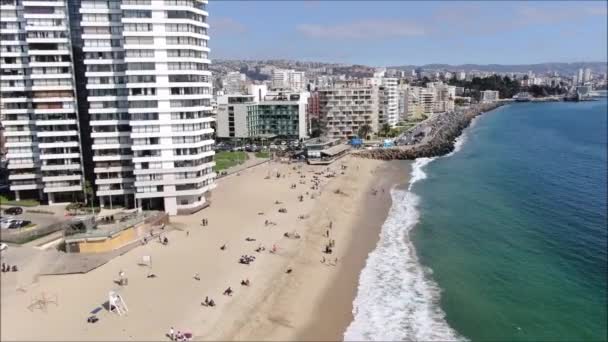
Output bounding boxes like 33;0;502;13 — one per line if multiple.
223;287;233;296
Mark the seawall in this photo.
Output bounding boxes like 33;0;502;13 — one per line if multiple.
355;102;505;160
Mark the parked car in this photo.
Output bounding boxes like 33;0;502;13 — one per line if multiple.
0;243;7;251
4;207;22;215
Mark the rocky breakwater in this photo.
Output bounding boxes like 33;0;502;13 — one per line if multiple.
355;102;505;160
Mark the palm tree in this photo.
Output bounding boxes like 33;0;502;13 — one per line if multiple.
83;180;95;213
357;124;372;139
379;123;391;137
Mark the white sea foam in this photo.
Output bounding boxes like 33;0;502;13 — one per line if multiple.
344;151;469;341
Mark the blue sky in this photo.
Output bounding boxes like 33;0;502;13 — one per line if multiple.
209;1;608;66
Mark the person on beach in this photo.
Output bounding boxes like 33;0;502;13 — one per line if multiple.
186;230;189;237
321;256;326;264
169;327;175;340
194;273;200;281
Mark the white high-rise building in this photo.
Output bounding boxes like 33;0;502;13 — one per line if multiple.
577;68;584;85
78;0;214;215
379;77;399;127
1;0;85;204
318;81;379;139
223;71;246;94
583;68;591;84
271;69;305;90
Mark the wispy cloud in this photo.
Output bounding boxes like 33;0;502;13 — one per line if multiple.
210;16;247;35
296;20;425;39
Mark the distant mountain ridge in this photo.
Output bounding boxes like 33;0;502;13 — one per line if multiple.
211;59;607;76
390;62;607;75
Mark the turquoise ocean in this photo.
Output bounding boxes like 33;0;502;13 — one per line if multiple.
345;98;607;341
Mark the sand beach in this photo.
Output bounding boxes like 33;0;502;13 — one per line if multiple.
0;155;410;341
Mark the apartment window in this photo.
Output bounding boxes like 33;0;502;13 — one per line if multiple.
167;49;206;59
124;23;153;32
166;11;203;22
131;112;158;120
166;36;203;46
123;0;151;5
127;75;155;83
167;62;206;71
24;6;59;14
170;87;209;95
170;99;209;108
125;49;154;58
126;62;155;71
129;100;157;108
125;36;154;45
168;74;209;83
123;10;152;18
129;87;156;96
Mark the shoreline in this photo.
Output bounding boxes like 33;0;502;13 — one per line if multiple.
295;160;411;341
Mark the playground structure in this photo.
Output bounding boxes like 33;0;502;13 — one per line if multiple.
27;292;58;312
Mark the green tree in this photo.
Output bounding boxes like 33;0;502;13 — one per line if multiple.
310;118;324;138
357;124;372;139
83;180;95;213
379;123;391;137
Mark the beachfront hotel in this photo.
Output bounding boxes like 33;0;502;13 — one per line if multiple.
74;0;215;215
0;0;85;204
1;0;215;215
215;89;310;140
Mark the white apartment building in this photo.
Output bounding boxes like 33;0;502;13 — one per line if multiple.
271;68;305;91
78;0;214;215
426;81;455;113
318;82;379;139
583;68;591;84
1;0;85;204
480;90;499;103
223;71;246;94
379;77;398;127
406;86;435;119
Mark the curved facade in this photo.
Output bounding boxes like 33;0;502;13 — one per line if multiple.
1;0;84;204
79;0;215;214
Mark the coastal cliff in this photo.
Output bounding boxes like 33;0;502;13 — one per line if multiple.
355;102;505;160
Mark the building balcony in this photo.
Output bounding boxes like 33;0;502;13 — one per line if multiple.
39;152;80;160
96;177;135;185
133;161;215;175
93;155;133;162
134;182;215;200
97;188;135;196
94;165;134;173
40;163;81;171
43;185;82;193
11;183;42;191
41;174;81;182
36;130;78;137
9;173;38;180
38;141;78;148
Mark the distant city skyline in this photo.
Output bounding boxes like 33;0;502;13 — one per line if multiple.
209;1;608;66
